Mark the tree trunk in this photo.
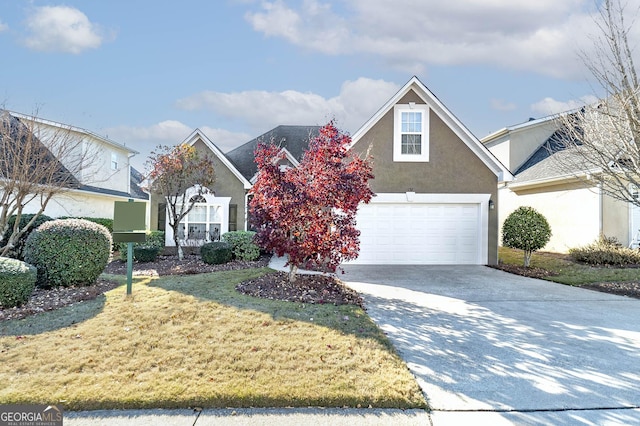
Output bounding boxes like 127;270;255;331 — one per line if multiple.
173;226;184;261
524;250;532;268
288;264;298;283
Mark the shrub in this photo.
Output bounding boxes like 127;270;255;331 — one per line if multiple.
1;214;53;260
569;235;640;266
0;257;36;308
117;231;165;261
502;206;552;267
201;241;233;265
24;219;112;288
58;216;114;233
222;231;260;261
133;246;161;262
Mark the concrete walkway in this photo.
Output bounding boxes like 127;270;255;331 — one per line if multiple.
341;265;640;425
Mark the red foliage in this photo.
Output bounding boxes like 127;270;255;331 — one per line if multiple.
250;122;374;277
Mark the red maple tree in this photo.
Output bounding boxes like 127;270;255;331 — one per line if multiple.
250;122;374;282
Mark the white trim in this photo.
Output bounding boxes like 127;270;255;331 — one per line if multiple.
393;104;430;162
361;192;490;264
183;129;253;190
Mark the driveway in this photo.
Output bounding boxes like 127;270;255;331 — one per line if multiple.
341;265;640;425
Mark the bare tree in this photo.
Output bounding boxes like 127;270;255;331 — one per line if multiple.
0;110;95;256
554;0;640;206
146;144;216;260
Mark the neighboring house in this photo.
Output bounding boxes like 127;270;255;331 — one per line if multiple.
153;77;511;264
152;125;321;247
482;113;638;252
1;110;149;223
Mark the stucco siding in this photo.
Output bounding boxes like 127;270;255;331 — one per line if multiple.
499;183;600;253
602;194;630;245
192;139;248;231
508;123;556;172
351;92;499;264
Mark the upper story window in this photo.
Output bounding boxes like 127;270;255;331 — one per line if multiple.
111;152;119;171
393;103;429;162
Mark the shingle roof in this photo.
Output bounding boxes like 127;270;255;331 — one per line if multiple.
514;129;585;183
0;111;80;188
225;125;321;180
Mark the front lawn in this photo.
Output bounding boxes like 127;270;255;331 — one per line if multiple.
0;268;426;411
498;246;640;290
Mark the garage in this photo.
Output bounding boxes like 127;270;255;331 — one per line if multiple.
351;194;490;265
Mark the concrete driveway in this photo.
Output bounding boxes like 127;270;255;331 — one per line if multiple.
341;265;640;425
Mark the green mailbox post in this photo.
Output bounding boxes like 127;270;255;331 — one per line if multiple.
113;200;147;295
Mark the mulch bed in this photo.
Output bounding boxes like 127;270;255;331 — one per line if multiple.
5;253;640;322
491;264;640;299
0;279;120;322
236;271;365;309
1;254;364;322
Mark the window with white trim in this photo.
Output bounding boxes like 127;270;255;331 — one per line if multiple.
393;103;429;162
178;195;222;242
111;152;119;170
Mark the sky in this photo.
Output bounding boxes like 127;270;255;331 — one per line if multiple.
0;0;629;171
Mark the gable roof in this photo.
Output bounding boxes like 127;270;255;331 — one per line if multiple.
225;125;321;181
183;129;252;190
510;129;595;188
350;76;513;182
0;111;80;188
8;110;138;155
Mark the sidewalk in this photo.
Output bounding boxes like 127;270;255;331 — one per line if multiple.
65;408;432;425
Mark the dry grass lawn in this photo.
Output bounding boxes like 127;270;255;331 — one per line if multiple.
0;268;426;410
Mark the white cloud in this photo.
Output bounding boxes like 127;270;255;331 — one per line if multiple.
104;120;251;170
0;20;8;32
490;98;517;112
176;77;400;134
244;0;604;78
530;95;599;115
23;6;107;54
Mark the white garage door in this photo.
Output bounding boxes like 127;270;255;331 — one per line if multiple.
353;202;483;264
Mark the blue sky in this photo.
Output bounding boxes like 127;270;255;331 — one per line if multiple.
0;0;620;170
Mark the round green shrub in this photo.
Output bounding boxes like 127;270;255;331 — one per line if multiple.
502;206;551;267
0;257;36;308
1;213;53;260
133;246;160;262
221;231;260;261
24;219;112;288
117;231;165;261
201;241;233;265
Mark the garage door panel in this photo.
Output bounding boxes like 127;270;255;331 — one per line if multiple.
353;202;482;265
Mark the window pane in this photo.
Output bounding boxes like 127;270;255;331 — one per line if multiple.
209;224;221;241
209;206;221;222
401;134;422;154
188;206;206;222
402;111;422;133
187;224;206;240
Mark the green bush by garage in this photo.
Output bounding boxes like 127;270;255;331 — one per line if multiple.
0;214;53;260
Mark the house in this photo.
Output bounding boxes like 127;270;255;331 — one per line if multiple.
482;113;639;252
152;125;320;246
0;110;149;223
153;77;510;264
346;76;511;265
